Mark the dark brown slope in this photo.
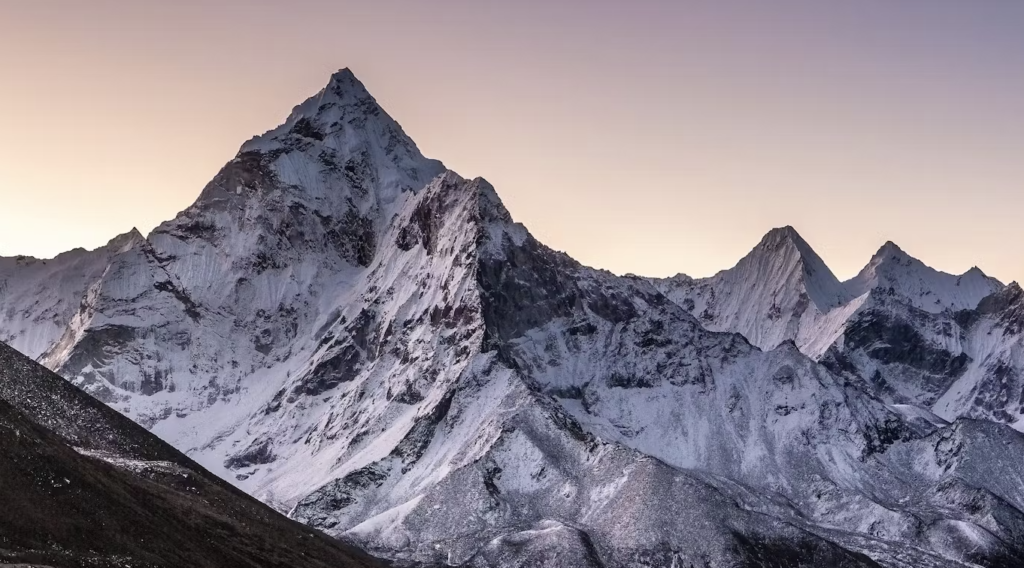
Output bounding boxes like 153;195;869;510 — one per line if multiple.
0;342;386;568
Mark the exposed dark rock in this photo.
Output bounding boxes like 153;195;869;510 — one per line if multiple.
319;209;377;267
635;320;672;348
730;532;883;568
224;439;277;470
253;328;275;355
388;382;425;405
292;464;389;529
772;365;797;385
58;325;136;383
567;321;598;336
399;179;454;254
139;367;166;396
250;251;283;274
342;151;376;198
478;237;581;346
153;280;202;321
861;416;911;458
169;217;219;242
390;391;455;471
211;150;280;197
291;117;325;141
845;311;971;379
300;345;361;396
605;372;657;389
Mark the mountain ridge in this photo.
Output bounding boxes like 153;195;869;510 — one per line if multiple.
2;71;1024;567
655;225;1024;432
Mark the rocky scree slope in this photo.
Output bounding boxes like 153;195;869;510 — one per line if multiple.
1;70;1024;567
0;341;388;568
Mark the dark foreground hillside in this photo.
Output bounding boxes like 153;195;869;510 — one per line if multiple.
0;342;386;568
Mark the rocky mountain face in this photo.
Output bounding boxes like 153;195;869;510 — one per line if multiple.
0;341;386;568
3;69;1024;567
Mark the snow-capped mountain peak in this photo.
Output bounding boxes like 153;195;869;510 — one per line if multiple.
195;66;447;222
758;225;803;247
652;226;856;354
243;67;414;152
107;227;146;252
751;225;850;310
264;68;378;136
845;240;1002;313
324;67;373;100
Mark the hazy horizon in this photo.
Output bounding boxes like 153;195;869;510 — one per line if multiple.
2;0;1023;282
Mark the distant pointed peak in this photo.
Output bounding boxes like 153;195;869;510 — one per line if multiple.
868;241;916;269
759;226;804;246
108;227;144;244
104;228;147;254
738;226;849;310
253;68;376;143
964;265;988;278
877;240;907;254
472;176;514;224
849;239;1004;313
232;65;443;189
470;175;497;193
666;272;696;283
426;171;506;219
330;67;357;82
323;67;371;102
1004;282;1024;305
753;226;818;261
869;243;994;282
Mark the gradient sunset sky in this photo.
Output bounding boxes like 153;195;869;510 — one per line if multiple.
2;1;1023;282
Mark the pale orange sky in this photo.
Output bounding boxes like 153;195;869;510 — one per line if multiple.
2;1;1023;282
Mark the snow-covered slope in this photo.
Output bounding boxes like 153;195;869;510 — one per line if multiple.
0;233;132;359
838;280;1024;429
821;245;1022;427
2;70;1024;567
932;283;1024;428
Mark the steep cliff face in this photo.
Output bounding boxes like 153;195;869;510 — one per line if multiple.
2;70;1024;567
0;233;129;359
930;283;1024;427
